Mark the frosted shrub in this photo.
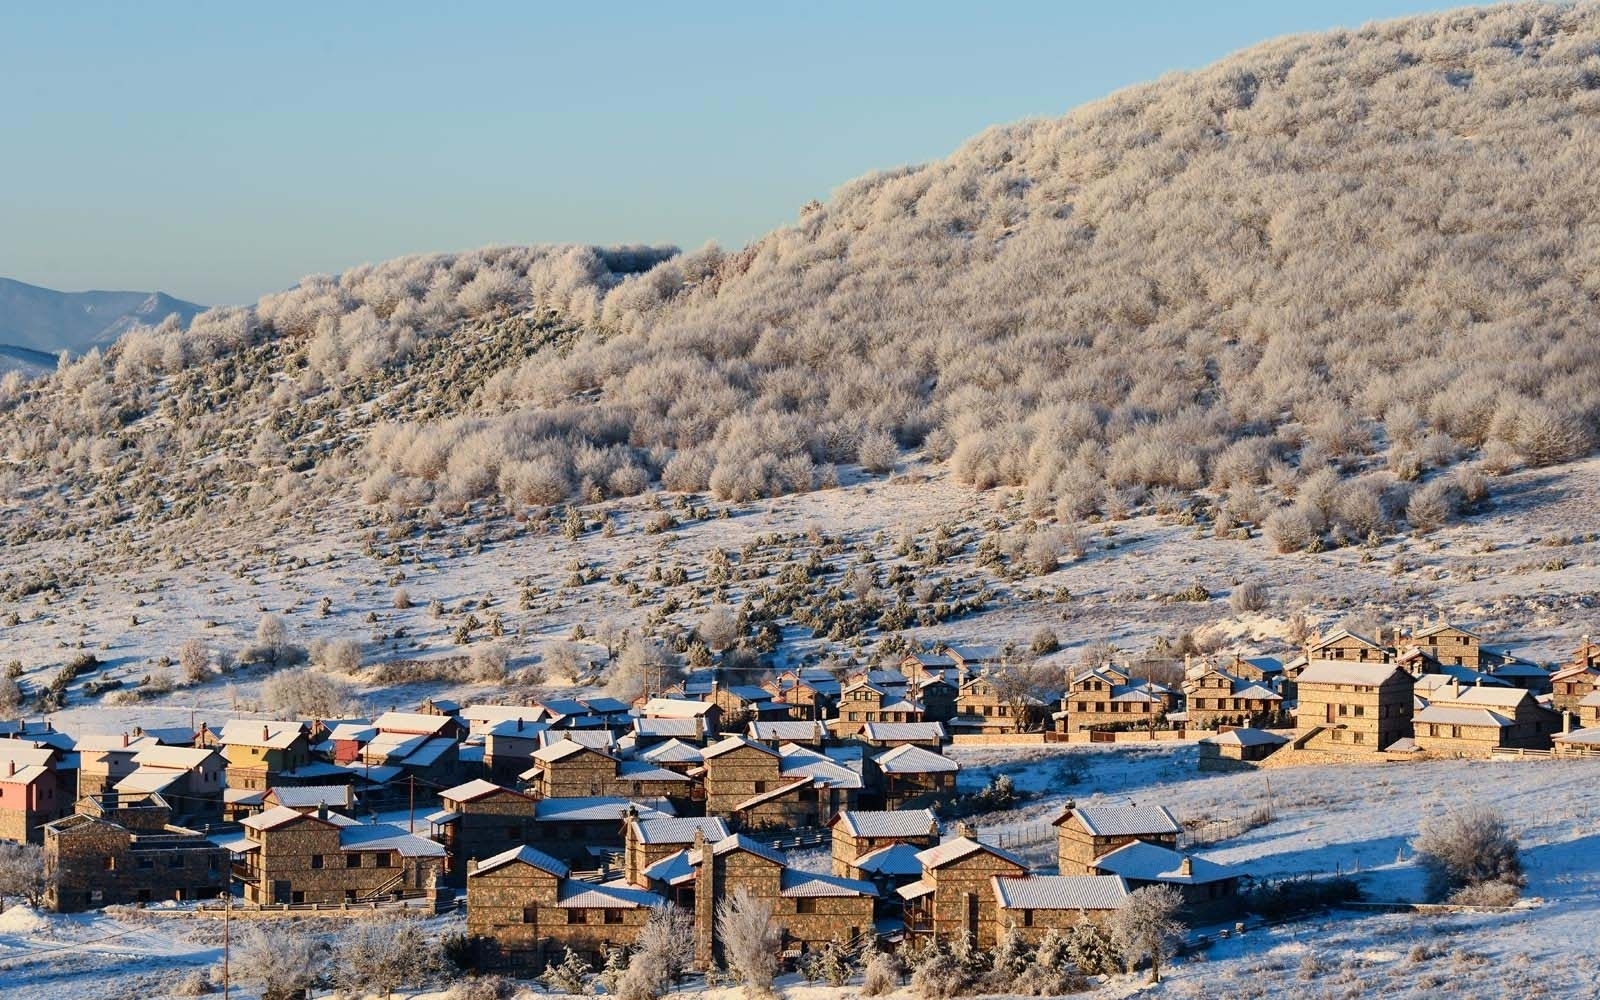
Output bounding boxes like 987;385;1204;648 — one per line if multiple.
1414;804;1524;901
1406;478;1464;533
1265;504;1320;553
857;427;900;473
1230;579;1269;613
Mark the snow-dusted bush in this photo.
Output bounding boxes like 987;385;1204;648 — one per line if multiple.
1413;804;1524;902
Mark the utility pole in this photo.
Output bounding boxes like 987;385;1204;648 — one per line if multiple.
409;773;416;833
222;886;231;1000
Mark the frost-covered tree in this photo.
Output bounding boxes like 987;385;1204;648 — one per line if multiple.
716;888;780;998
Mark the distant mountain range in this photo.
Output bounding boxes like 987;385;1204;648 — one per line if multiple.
0;277;203;375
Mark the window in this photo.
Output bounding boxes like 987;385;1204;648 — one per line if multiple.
138;857;155;870
1021;909;1033;927
604;909;625;924
796;898;818;914
375;853;392;868
1353;705;1365;717
346;890;357;903
1338;704;1348;716
1353;732;1365;744
347;854;361;868
753;781;766;794
104;858;116;871
568;910;588;924
523;906;538;924
310;855;324;870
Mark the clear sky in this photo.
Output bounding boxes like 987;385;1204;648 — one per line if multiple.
0;0;1461;306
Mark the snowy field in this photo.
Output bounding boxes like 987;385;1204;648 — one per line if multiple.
6;743;1598;1000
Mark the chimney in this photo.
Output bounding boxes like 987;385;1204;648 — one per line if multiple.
317;801;328;821
928;817;940;839
467;857;478;875
6;760;13;777
957;821;977;840
263;725;270;742
121;732;129;748
1180;856;1193;877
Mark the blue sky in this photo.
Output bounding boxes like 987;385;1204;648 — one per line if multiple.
0;1;1459;305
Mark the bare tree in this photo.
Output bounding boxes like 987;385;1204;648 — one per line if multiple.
1413;804;1523;901
716;888;780;998
698;605;740;652
618;904;696;1000
470;642;509;682
261;668;354;719
1110;884;1186;983
255;613;289;662
321;637;363;674
988;656;1053;730
607;637;680;702
336;916;442;999
0;842;51;908
234;923;328;1000
543;642;588;682
177;639;210;685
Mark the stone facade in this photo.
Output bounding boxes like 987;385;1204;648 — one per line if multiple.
1294;661;1415;752
1053;803;1181;875
44;808;228;912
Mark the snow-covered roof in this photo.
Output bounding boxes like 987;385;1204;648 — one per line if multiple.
373;711;455;736
472;844;569;878
748;720;825;741
113;769;180;794
326;722;377;742
779;745;863;788
639;739;703;764
531;740;610;764
557;881;663;908
643;850;696;886
734;777;814;812
616;760;692;783
484;718;547;739
780;870;876;898
1554;727;1600;746
440;778;523;803
690;833;787;868
873;744;958;774
1058;803;1181;837
1090;841;1239;884
860;721;947;743
634;718;703;739
339;823;446;857
853;842;926;877
1297;661;1409;687
266;785;352;808
534;797;674;823
241;805;355;831
914;836;1028;871
130;745;218;770
1414;705;1514;728
1200;728;1289;748
992;875;1128;910
703;735;780;760
832;809;939;839
539;729;616;750
629;816;730;846
642;698;717;719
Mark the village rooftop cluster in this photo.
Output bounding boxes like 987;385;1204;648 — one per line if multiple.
2;622;1598;976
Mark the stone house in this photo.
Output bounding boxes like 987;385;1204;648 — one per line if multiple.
1306;628;1395;664
373;710;466;742
834;679;924;734
639;699;722;737
1412;683;1562;756
690;831;877;966
1088;841;1240;921
1054;803;1181;875
991;875;1129;942
1294;661;1415;752
235;804;444;905
1056;666;1178;732
0;744;64;844
764;667;842;721
864;744;958;810
466;845;665;971
526;742;622;799
220;720;312;791
830;808;939;883
430;779;540;881
698;736;784;816
1197;728;1289;771
262;784;356;815
43;794;228;912
896;835;1030;948
622;813;730;891
1181;663;1285;730
952;672;1043;736
1551;641;1600;712
631;717;708;750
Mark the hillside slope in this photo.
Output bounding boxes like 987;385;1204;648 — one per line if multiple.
0;277;202;356
3;3;1600;561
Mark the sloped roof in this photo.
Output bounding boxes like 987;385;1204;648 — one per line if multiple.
1297;661;1410;687
326;722;377;742
832;808;938;839
1554;727;1600;746
266;785;352;808
557;881;663;908
1411;622;1480;640
643;849;696;886
630;816;731;846
642;698;716;719
1414;705;1514;728
703;735;780;760
692;833;787;868
115;769;180;794
1057;803;1181;837
853;842;926;877
531;740;611;764
873;744;957;774
781;870;877;898
861;722;947;743
992;875;1128;910
734;776;814;812
534;797;674;822
373;711;455;735
617;761;692;783
1090;841;1239;884
914;836;1028;871
779;745;863;788
440;778;526;803
130;745;219;770
539;729;616;750
749;720;825;741
339;823;447;857
472;844;570;878
1200;728;1289;748
634;718;703;739
241;805;350;832
639;739;703;764
484;718;547;738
